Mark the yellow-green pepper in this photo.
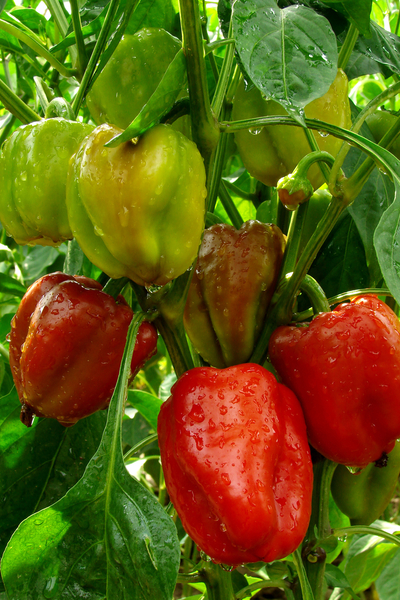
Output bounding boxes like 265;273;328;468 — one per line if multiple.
232;69;351;190
86;28;184;130
66;123;207;287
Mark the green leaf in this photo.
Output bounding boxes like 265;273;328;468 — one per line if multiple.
375;548;400;600
127;390;162;431
0;274;25;298
324;0;372;37
63;239;84;276
345;103;394;286
325;564;359;600
232;0;338;124
308;211;370;300
374;176;400;297
0;387;107;556
351;21;400;77
1;315;180;600
105;49;187;146
340;522;400;594
21;246;64;285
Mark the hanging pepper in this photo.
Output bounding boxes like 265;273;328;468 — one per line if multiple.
183;220;286;368
158;363;313;566
269;295;400;467
9;272;158;427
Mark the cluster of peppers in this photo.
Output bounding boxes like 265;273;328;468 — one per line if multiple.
2;26;400;571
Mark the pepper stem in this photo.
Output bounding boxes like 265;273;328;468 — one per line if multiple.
200;561;236;600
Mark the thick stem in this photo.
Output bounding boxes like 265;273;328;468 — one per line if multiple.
0;19;77;78
178;0;220;172
302;460;338;600
251;196;345;364
71;0;122;115
200;562;236;600
338;23;360;71
0;78;41;123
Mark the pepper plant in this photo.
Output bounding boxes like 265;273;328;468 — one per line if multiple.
1;1;400;600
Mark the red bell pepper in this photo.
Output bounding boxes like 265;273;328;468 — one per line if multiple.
158;363;313;565
9;272;157;426
269;295;400;467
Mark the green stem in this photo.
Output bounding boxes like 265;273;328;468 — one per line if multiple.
123;433;158;462
200;562;236;600
338;23;360;71
292;287;392;321
131;271;196;377
251;196;345;364
329;80;400;190
292;549;315;600
280;203;309;275
102;277;130;299
299;275;331;314
218;182;244;229
178;0;220;172
341;110;400;201
332;526;400;546
154;316;193;378
0;79;41;123
303;129;331;184
207;104;232;212
223;179;258;202
302;460;338;600
69;0;87;78
0;19;77;78
220;115;395;174
236;579;290;599
0;343;10;362
210;19;235;120
71;0;121;115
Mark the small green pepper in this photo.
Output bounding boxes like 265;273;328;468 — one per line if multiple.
0;118;94;246
331;442;400;525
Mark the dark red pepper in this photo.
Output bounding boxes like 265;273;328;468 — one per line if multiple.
9;272;158;426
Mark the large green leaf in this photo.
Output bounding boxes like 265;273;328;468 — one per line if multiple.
347;21;400;79
308;211;370;299
232;0;338;124
0;387;107;557
1;315;180;600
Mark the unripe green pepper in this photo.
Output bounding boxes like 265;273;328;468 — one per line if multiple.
331;442;400;525
183;220;286;368
232;69;351;189
366;109;400;159
67;123;207;287
0;118;94;246
86;28;184;129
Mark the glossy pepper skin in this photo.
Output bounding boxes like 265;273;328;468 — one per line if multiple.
183;220;286;368
86;28;184;129
366;109;400;160
67;123;207;286
158;363;313;566
331;442;400;526
232;69;351;190
269;295;400;467
9;272;158;427
0;118;94;246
